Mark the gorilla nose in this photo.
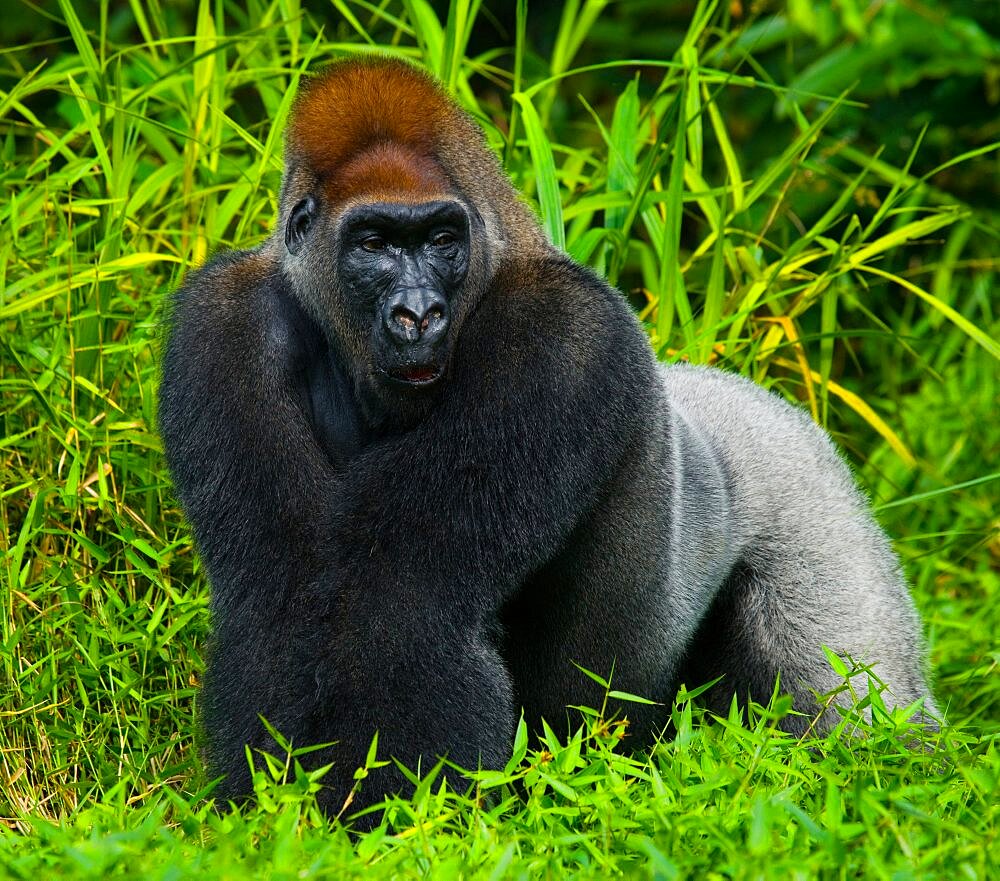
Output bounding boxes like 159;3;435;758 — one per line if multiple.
384;291;450;346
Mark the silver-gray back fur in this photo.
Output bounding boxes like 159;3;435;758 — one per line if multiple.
659;362;938;729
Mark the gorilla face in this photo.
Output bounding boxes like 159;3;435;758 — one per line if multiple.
339;200;471;389
285;195;471;404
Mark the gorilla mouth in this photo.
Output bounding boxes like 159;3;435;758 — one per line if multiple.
391;365;441;386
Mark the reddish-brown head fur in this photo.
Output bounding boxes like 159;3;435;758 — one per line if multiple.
287;58;456;205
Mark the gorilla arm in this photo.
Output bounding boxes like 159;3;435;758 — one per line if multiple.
159;250;658;811
158;251;352;795
313;256;660;806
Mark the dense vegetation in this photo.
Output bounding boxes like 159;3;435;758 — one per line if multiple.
1;1;997;877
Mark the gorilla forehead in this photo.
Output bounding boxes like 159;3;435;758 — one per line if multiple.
327;142;452;206
288;58;449;179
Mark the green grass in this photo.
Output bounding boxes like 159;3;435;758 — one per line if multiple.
1;1;998;877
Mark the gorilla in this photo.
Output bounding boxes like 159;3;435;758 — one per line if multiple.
158;56;938;818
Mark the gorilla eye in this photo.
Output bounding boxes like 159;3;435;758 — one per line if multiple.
361;236;387;253
432;232;456;247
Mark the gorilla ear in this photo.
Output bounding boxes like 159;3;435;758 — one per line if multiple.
285;197;316;256
469;205;486;235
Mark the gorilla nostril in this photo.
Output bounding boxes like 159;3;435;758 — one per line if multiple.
391;307;418;331
386;299;447;343
421;306;445;333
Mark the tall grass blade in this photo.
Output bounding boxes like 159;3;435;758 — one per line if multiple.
512;92;564;249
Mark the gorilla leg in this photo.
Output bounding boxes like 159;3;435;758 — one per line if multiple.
663;364;938;732
309;605;517;815
678;552;938;734
501;424;727;746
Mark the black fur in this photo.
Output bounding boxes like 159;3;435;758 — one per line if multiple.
159;250;668;815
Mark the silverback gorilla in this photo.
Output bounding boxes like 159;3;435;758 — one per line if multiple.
158;57;938;818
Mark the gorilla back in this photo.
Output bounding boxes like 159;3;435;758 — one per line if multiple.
158;57;938;818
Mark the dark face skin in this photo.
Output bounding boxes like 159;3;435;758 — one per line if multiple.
286;196;471;401
338;200;471;389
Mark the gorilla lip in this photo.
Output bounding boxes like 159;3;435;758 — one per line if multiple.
391;365;441;386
